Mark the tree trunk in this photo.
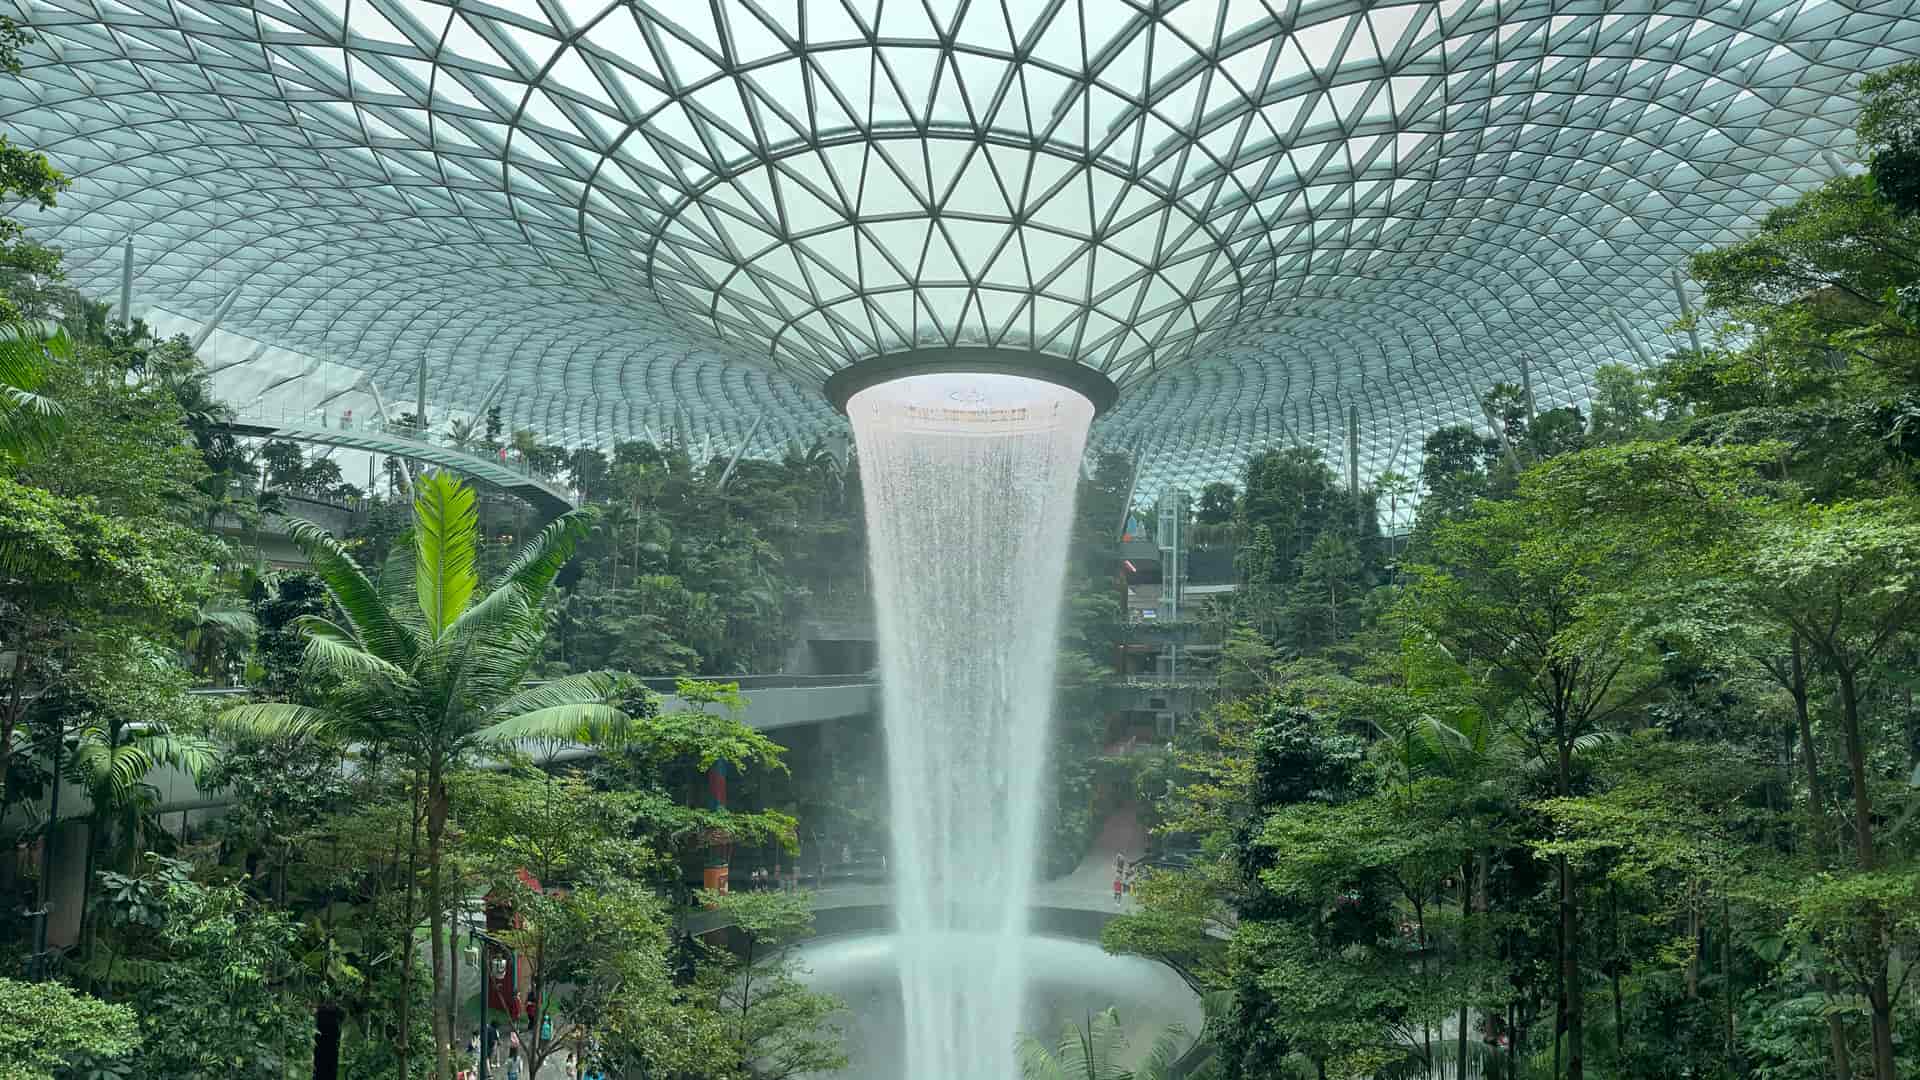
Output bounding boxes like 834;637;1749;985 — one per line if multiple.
1791;640;1854;1080
1834;667;1876;869
428;758;452;1080
314;1003;343;1080
1507;999;1518;1080
1722;897;1736;1065
1687;895;1700;1000
1459;868;1471;1080
448;917;462;1062
1609;882;1623;1055
1868;969;1896;1080
1835;667;1895;1080
0;641;30;817
397;769;423;1080
1556;704;1584;1080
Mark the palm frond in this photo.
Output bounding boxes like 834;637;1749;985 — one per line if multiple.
488;671;631;719
214;702;336;743
0;321;70;456
447;571;543;643
1136;1021;1192;1080
194;603;259;638
287;520;419;664
475;703;631;748
412;471;478;637
295;615;413;683
0;320;72;387
380;532;428;637
1015;1031;1069;1080
428;592;548;705
81;948;172;989
1054;1008;1132;1080
494;507;598;600
139;733;221;782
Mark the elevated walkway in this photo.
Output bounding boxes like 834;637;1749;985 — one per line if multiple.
132;677;878;815
218;409;576;517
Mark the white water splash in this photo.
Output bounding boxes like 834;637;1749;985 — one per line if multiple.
848;372;1093;1078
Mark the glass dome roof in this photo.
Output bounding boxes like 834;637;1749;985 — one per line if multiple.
4;0;1917;495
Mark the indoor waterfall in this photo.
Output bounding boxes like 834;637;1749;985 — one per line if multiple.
848;371;1094;1078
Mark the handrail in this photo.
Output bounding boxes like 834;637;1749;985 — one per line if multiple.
187;673;880;697
219;406;576;510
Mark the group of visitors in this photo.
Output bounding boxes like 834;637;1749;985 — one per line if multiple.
464;1020;523;1080
747;863;799;892
462;1013;614;1080
1112;852;1139;903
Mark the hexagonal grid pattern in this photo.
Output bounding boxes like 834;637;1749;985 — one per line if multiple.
4;0;1916;495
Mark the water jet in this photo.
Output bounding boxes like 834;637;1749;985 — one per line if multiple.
846;367;1097;1078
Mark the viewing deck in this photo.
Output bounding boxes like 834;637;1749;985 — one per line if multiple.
218;409;577;517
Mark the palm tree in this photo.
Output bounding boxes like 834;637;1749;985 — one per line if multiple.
219;471;634;1080
1016;1008;1190;1080
0;319;68;459
184;596;259;683
446;415;481;451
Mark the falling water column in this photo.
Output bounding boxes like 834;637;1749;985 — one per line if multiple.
848;372;1094;1079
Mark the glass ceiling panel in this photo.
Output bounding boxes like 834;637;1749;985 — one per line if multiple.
2;0;1916;496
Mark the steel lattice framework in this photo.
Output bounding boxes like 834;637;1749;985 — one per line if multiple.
5;0;1918;495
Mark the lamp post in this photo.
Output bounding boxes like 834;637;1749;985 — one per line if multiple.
466;925;517;1080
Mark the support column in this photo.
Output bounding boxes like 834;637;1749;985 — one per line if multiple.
702;761;732;895
1347;404;1361;533
189;287;243;350
716;413;766;490
1670;270;1703;354
360;378;415;493
118;234;135;330
470;371;512;431
1607;308;1657;367
1118;438;1145;541
414;354;429;436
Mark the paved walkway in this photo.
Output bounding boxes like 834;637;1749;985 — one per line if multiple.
459;1052;574;1079
1063;801;1148;896
771;802;1148;915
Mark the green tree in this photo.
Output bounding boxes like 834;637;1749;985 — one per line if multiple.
1858;60;1920;218
1585;363;1660;446
698;888;847;1080
1731;498;1920;1079
89;856;311;1078
0;16;69;322
0;976;138;1080
220;472;634;1080
1196;482;1238;526
0;476;201;817
1401;481;1664;1080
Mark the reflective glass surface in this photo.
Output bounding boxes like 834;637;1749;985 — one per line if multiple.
5;0;1916;492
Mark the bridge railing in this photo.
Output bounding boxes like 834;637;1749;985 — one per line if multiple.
226;406;573;498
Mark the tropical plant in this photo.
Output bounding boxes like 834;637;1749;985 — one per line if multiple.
0;976;139;1080
1015;1007;1191;1080
0;319;66;459
218;471;634;1079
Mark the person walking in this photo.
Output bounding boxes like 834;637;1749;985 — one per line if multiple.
1113;859;1125;904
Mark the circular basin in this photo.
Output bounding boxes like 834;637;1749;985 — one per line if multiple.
790;932;1201;1078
